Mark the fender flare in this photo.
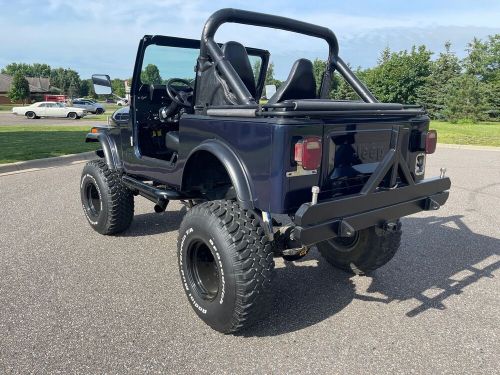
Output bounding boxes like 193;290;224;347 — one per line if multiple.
85;132;121;170
182;139;256;209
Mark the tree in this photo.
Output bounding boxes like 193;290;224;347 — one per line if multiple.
141;64;162;84
111;79;126;98
362;45;432;104
443;74;488;123
264;62;281;87
2;62;51;77
8;72;30;104
312;58;328;95
252;60;261;83
417;42;461;119
50;67;81;96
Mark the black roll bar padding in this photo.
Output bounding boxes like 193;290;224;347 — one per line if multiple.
206;39;256;105
335;57;377;103
201;8;339;58
199;8;377;104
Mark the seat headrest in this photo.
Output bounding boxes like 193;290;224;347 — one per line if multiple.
221;41;256;98
267;58;316;104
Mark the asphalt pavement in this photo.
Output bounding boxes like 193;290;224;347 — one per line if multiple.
0;112;108;126
0;146;499;373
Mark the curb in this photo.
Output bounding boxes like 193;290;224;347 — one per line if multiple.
438;143;500;152
0;152;96;176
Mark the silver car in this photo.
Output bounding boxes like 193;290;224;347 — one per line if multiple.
72;99;105;114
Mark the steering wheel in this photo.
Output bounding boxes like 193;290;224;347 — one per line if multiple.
166;78;193;107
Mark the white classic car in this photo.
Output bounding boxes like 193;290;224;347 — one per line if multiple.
12;102;87;119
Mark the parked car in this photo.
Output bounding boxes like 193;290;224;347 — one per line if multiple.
72;99;105;114
12;101;86;119
116;98;128;106
105;98;115;103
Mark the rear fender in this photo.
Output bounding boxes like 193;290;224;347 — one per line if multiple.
182;139;256;209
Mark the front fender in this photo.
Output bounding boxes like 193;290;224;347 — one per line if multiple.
85;131;121;170
182;139;256;209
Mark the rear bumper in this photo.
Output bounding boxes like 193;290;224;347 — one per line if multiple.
293;176;451;246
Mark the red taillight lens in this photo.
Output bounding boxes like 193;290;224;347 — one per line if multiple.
425;130;437;154
294;136;322;170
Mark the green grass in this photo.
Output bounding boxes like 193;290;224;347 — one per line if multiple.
0;125;98;164
432;121;500;147
0;120;497;165
0;104;16;111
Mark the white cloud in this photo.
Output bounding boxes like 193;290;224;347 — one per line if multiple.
0;1;498;78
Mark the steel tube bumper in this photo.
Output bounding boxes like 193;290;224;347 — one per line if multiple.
293;177;451;246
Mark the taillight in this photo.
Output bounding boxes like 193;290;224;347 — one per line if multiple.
294;136;322;170
425;130;437;154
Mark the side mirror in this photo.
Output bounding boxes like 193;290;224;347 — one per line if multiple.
265;84;277;99
92;74;112;95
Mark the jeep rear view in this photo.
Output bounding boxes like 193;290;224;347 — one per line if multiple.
80;8;451;333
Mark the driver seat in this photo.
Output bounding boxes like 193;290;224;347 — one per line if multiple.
267;58;316;104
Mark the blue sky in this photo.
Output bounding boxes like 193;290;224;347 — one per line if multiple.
0;0;499;79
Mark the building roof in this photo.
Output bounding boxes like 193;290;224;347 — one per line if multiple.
0;73;52;94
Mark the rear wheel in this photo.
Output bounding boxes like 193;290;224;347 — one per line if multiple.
80;160;134;235
68;112;78;120
26;111;36;119
177;200;274;333
317;222;402;275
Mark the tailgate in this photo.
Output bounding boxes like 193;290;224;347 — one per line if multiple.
320;122;415;198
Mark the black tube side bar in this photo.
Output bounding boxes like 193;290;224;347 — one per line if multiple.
199;8;377;104
335;57;377;103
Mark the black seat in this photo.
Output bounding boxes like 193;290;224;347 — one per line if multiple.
221;41;256;98
267;58;316;104
165;131;179;152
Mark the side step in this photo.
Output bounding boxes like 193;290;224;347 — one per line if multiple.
122;175;184;205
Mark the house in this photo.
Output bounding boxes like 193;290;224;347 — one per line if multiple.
0;73;53;104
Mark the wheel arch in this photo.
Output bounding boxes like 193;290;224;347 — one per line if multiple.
181;140;256;209
85;132;122;170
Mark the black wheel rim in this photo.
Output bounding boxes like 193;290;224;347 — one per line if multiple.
85;182;101;218
327;231;360;253
186;239;220;301
69;113;76;119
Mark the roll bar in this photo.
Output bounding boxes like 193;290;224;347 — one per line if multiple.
199;8;377;104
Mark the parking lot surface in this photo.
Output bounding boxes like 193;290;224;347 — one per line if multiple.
0;147;499;373
0;112;107;126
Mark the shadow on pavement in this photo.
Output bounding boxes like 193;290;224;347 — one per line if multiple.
119;207;186;237
244;214;499;337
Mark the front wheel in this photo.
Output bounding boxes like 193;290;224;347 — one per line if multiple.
177;200;274;333
68;112;78;120
80;160;134;235
317;222;402;275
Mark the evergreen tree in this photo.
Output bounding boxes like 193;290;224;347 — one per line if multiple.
8;72;30;104
418;42;461;119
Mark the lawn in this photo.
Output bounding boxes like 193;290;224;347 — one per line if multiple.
0;120;498;165
0;126;98;164
431;121;500;147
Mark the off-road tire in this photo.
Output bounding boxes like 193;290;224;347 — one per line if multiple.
80;159;134;235
177;200;274;333
317;222;402;275
68;112;78;120
26;111;36;119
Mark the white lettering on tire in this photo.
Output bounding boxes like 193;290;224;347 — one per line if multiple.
209;238;225;305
